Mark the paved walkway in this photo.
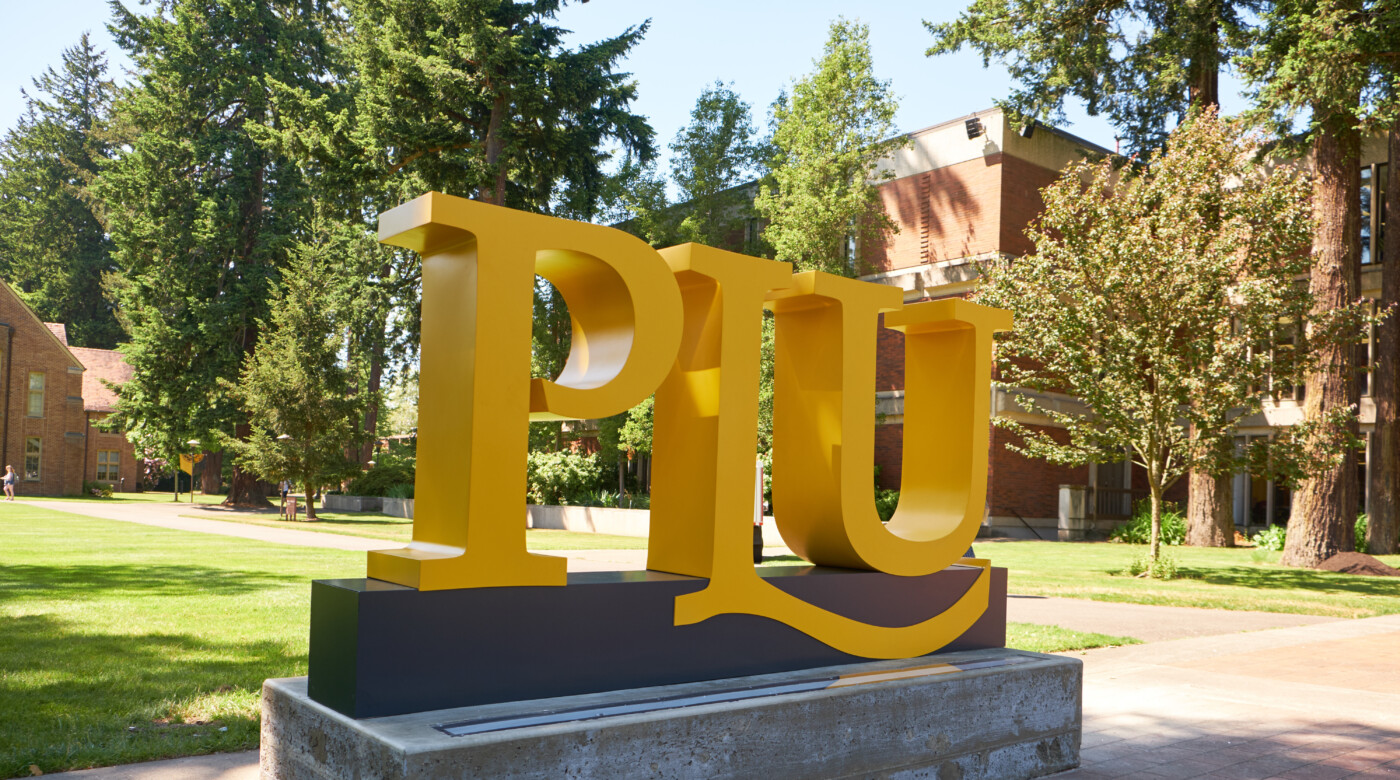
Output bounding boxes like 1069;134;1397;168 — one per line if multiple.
27;500;1400;779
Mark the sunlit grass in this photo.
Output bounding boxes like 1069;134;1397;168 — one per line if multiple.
0;503;357;777
982;540;1400;618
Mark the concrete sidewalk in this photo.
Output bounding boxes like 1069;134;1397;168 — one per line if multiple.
1053;614;1400;779
15;500;387;551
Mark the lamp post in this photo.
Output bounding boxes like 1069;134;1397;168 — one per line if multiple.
186;439;200;503
277;434;292;515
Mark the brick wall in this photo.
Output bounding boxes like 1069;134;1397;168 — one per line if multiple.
0;288;86;496
998;155;1062;257
874;424;903;490
866;156;1006;274
84;412;140;492
988;424;1088;519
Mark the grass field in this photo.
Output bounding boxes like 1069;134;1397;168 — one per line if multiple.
3;501;1391;776
0;503;356;777
981;540;1400;618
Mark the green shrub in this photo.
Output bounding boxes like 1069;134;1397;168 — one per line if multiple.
1109;500;1185;545
1128;550;1179;579
346;450;415;497
526;450;606;506
81;480;114;499
875;489;900;523
1355;514;1369;554
1251;524;1286;551
385;483;414;500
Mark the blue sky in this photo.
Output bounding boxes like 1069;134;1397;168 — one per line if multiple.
3;1;1249;172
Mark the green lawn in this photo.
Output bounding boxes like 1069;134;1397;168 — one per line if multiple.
1005;623;1138;654
982;540;1400;618
7;501;1391;776
0;503;359;777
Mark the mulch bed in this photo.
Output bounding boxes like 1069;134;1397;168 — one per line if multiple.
1316;551;1400;577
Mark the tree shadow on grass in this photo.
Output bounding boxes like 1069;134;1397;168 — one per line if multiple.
0;612;302;778
0;563;306;603
1175;564;1400;598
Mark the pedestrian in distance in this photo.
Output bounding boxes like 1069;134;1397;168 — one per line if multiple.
3;465;16;501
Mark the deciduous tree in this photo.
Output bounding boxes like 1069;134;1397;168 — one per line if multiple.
976;112;1319;574
670;82;764;250
755;19;905;275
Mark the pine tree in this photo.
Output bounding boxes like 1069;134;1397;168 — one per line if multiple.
100;0;340;504
755;19;905;276
927;0;1249;154
1240;0;1397;567
225;233;362;520
0;34;121;348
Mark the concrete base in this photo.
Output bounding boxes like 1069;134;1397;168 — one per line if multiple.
261;648;1081;780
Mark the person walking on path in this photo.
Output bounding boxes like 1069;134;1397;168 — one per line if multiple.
3;465;16;500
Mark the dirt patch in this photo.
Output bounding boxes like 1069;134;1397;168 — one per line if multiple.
1316;552;1400;577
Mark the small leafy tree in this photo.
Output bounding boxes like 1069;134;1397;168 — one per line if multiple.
975;111;1324;575
671;82;765;249
755;18;906;275
225;234;362;519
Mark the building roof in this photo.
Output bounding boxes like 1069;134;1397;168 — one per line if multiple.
44;322;68;345
69;346;133;413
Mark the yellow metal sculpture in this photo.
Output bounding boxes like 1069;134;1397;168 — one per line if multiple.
367;191;1011;659
368;193;681;590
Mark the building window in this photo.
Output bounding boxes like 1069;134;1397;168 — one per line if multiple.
1362;162;1387;266
24;437;41;481
27;372;44;417
97;450;120;482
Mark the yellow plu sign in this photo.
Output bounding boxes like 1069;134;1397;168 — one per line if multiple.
367;192;1011;659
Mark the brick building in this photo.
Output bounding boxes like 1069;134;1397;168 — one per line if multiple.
0;281;139;496
861;110;1391;539
858;109;1112;539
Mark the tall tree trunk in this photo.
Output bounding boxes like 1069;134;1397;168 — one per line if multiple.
200;449;223;495
1186;423;1235;547
1187;470;1235;547
1148;480;1164;571
1282;121;1362;568
359;328;384;465
1186;12;1220;111
226;421;272;506
1368;123;1400;555
479;93;507;205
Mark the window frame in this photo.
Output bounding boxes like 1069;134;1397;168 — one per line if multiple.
23;437;41;481
97;449;120;482
26;372;45;418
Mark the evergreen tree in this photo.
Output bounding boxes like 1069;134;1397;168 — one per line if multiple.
755;19;905;276
225;233;362;520
1239;0;1397;567
670;82;764;250
264;0;656;465
1365;7;1400;556
927;0;1250;154
100;0;340;504
0;34;121;347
